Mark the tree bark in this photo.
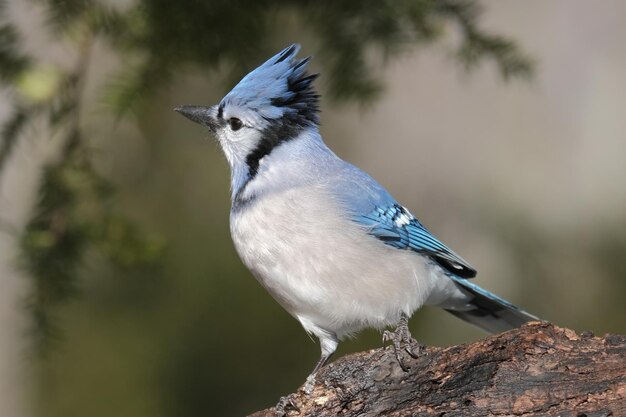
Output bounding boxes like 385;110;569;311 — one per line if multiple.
249;322;626;417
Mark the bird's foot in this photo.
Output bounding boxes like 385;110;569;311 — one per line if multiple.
383;315;426;372
274;393;300;416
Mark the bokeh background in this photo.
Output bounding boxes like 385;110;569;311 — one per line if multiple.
1;1;626;416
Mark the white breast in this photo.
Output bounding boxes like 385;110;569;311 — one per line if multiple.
230;185;440;339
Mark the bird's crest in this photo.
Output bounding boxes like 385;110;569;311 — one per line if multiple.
221;44;319;124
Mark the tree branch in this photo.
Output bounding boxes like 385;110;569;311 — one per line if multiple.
250;322;625;417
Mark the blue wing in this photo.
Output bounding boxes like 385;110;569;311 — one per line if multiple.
324;160;476;278
356;204;477;278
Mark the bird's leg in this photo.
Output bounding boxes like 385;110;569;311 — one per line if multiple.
274;333;337;416
302;351;333;394
310;351;332;377
302;333;337;392
382;313;425;371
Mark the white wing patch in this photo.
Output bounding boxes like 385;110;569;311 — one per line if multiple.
393;209;413;227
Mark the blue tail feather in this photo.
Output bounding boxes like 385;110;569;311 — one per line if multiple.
445;276;540;334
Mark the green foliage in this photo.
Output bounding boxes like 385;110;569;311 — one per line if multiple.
83;0;534;111
0;105;31;170
20;135;166;354
1;0;532;354
437;0;532;79
0;0;30;82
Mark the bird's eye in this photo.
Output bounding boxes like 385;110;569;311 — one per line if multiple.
229;117;243;131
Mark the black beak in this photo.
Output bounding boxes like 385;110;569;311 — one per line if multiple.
174;105;218;131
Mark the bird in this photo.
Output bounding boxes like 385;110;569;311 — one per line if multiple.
175;44;539;380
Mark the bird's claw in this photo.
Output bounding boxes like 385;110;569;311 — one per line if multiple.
383;329;411;371
275;394;300;416
383;315;426;372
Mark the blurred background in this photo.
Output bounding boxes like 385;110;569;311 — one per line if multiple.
1;1;625;416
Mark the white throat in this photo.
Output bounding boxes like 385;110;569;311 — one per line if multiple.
229;126;332;205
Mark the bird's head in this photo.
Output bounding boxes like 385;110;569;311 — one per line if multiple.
175;44;319;180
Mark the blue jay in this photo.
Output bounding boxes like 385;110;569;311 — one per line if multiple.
175;44;538;377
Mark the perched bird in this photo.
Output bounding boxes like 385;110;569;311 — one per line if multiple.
175;44;538;378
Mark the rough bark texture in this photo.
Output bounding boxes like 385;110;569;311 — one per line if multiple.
249;322;626;417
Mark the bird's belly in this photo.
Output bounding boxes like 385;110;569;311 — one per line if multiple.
230;188;437;337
